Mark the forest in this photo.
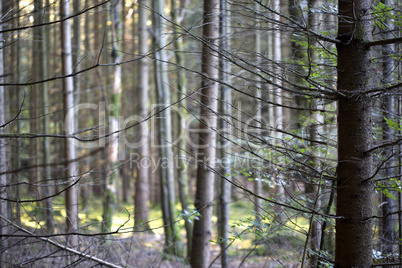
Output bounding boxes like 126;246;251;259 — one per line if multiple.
0;0;401;267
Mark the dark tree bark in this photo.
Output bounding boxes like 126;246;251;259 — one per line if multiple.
29;0;42;199
190;0;220;266
335;0;374;265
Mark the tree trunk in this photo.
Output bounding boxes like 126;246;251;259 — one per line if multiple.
218;0;231;266
37;0;54;232
273;0;283;133
335;0;373;264
13;0;21;227
30;0;42;199
0;1;7;264
134;0;150;230
152;0;184;256
72;0;82;207
61;0;79;247
102;0;123;233
266;23;275;130
305;102;321;267
80;0;92;205
399;97;402;258
73;0;81;111
305;0;322;265
190;0;220;266
254;0;263;224
170;0;193;255
272;0;285;219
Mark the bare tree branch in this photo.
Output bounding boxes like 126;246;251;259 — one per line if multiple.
0;0;110;35
366;36;402;48
0;215;124;268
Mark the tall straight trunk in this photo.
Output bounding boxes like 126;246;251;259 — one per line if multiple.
120;0;130;205
61;0;79;246
380;0;395;255
13;0;21;226
304;0;322;265
80;0;91;205
0;1;7;264
73;0;81;108
93;0;107;198
272;0;283;133
399;97;402;257
170;0;193;254
319;10;337;255
134;0;150;229
305;105;321;267
267;26;275;129
272;0;285;217
73;0;82;187
30;0;42;198
335;0;373;264
152;0;183;256
288;0;307;123
254;0;262;223
102;0;123;233
36;0;54;232
190;0;220;266
218;0;231;266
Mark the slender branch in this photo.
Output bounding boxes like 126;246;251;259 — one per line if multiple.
365;152;398;181
208;229;248;267
0;172;86;203
0;0;111;35
372;209;402;218
188;142;341;218
252;0;341;44
238;245;257;267
0;215;124;268
365;138;402;154
0;83;190;143
0;91;25;128
373;262;402;267
365;82;402;95
0;143;105;176
366;36;402;48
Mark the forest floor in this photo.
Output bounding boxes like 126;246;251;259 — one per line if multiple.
6;225;301;267
111;231;302;267
8;195;303;267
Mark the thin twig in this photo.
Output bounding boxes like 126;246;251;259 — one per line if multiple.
0;215;124;268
